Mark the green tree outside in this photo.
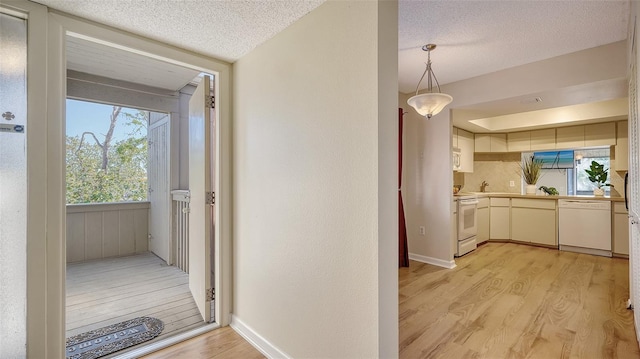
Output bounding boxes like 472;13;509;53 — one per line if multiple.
66;107;149;204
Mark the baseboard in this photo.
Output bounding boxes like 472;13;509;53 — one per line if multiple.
230;315;291;359
559;245;612;257
408;253;456;269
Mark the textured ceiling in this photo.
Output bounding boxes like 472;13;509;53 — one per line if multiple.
35;0;325;63
37;0;631;131
39;0;629;92
399;0;629;93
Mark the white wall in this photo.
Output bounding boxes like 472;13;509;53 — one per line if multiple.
232;1;398;357
400;93;456;268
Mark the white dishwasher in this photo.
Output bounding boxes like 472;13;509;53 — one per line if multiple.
558;199;611;257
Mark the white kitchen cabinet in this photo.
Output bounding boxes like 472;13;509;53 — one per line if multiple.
615;121;628;171
452;127;458;148
585;122;616;147
474;134;491;152
507;131;530;152
457;128;474;172
530;129;556;150
510;198;557;246
475;134;507;153
556;125;585;149
613;202;629;256
489;197;510;240
477;197;490;243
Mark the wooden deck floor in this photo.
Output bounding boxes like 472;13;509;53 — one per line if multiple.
66;252;205;341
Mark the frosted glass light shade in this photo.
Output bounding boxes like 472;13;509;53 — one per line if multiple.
407;93;453;118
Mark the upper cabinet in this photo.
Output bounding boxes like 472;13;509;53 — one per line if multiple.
507;129;556;152
457;129;474;172
615;120;628;171
530;129;556;150
453;127;474;172
452;127;458;148
507;131;530;152
585;122;616;147
470;121;620;154
556;126;585;149
475;133;506;153
556;123;616;149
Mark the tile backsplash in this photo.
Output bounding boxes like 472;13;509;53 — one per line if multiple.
454;152;626;197
455;153;522;193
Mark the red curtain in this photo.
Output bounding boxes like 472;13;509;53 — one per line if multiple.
399;108;410;267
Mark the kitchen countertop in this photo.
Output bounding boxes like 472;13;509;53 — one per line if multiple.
455;192;625;202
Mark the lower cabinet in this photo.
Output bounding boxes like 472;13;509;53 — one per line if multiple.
510;198;557;246
477;198;490;243
490;198;510;240
614;202;629;255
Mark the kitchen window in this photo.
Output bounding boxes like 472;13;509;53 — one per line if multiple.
524;148;610;195
574;149;611;195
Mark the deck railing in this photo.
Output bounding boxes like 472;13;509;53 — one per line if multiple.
66;202;150;263
171;190;190;273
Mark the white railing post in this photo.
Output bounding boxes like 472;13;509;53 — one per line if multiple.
171;190;190;273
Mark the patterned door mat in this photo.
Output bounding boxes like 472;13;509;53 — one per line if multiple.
66;317;163;359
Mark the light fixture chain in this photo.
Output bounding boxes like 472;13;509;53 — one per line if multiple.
414;63;429;96
429;62;442;93
413;45;443;95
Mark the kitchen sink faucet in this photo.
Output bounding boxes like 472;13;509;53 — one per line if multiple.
480;181;489;192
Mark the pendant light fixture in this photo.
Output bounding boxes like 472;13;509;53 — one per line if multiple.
407;44;453;119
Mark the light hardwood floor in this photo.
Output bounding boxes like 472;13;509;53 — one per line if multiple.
139;242;640;358
141;326;265;359
66;252;204;341
400;242;640;358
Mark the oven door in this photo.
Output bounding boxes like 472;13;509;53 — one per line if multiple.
458;199;478;240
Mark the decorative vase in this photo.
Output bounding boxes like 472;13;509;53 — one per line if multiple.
594;187;605;196
526;184;537;195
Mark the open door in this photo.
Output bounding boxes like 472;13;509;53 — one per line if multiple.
188;75;213;322
148;115;171;263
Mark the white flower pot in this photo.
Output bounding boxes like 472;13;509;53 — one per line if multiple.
594;187;605;196
526;184;537;195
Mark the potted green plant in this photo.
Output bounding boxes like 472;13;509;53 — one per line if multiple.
585;160;613;196
520;156;543;194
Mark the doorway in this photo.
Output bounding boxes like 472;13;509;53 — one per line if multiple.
61;30;225;355
25;10;233;355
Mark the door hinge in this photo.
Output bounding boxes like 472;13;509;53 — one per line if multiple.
206;191;215;205
206;95;215;109
206;288;215;301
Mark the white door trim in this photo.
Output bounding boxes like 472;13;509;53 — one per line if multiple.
44;9;232;357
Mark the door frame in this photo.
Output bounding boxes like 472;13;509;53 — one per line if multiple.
44;9;232;357
1;1;61;357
